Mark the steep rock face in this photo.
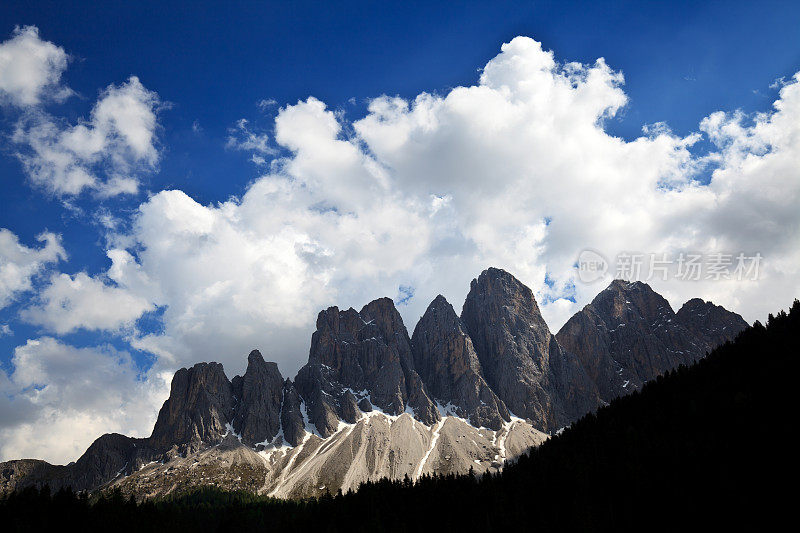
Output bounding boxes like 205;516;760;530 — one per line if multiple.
294;363;345;437
149;362;234;453
556;280;695;402
295;298;439;437
554;305;633;402
279;379;306;447
555;281;747;403
412;295;509;430
359;298;438;424
231;350;284;447
68;433;147;491
676;298;749;353
461;268;600;432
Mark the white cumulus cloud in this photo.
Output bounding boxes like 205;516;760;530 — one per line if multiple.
0;228;65;310
21;271;154;334
12;76;162;197
101;37;800;380
0;26;71;107
0;337;169;464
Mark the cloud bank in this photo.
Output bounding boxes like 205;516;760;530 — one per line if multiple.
12;76;162;197
22;271;154;335
0;338;168;463
102;38;799;381
1;26;162;197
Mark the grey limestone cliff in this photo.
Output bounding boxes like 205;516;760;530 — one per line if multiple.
231;350;284;447
295;297;439;438
461;268;601;433
556;280;749;403
412;294;509;430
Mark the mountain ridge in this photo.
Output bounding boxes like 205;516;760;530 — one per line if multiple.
0;268;749;499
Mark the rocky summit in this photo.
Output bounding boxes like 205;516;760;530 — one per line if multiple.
412;294;509;430
555;280;748;404
462;268;601;433
294;297;439;439
0;269;749;500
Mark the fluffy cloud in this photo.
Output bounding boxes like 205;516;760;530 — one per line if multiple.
1;27;163;197
0;229;65;310
0;26;71;107
226;118;275;165
100;37;800;381
12;76;162;197
21;272;154;334
0;337;169;464
108;189;340;374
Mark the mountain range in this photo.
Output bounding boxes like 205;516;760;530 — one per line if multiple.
0;268;748;499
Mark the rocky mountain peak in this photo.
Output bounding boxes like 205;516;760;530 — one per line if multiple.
462;268;600;432
231;350;284;447
680;297;706;308
360;296;407;334
149;362;234;454
593;279;674;323
465;267;548;331
416;294;457;327
556;280;748;404
429;293;449;309
676;298;749;353
296;297;439;438
412;294;509;429
247;349;266;366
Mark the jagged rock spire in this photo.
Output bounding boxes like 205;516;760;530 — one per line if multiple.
462;267;600;432
279;379;305;447
412;294;509;429
231;350;284;447
149;362;234;454
295;297;439;437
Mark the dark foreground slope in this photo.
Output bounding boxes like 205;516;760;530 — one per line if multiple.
2;300;795;532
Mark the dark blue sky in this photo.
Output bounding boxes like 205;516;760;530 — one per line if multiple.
1;0;799;370
3;1;799;204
